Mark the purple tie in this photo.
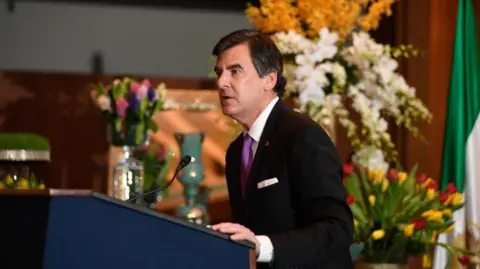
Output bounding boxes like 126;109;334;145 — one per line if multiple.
241;134;254;198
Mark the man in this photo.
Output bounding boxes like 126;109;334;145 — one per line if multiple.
211;29;354;269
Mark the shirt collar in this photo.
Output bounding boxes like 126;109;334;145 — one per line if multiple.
244;96;279;142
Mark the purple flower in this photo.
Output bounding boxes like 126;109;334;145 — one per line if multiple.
128;92;139;111
147;88;156;101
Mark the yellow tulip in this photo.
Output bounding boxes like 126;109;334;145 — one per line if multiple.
368;195;376;206
374;169;383;184
442;209;452;217
403;224;414;237
421;177;433;188
422;210;443;222
398;172;407;185
382;179;389;192
368;169;375;180
451;193;463;205
371;229;385;240
354;219;359;228
423;254;432;268
443;225;454;234
426;189;435;200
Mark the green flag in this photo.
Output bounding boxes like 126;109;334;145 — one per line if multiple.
433;0;480;267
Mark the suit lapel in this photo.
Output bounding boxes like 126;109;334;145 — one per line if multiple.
244;101;284;201
228;135;244;202
226;134;249;222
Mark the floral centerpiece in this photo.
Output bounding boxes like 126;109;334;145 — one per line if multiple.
90;77;218;204
91;77;167;146
343;163;478;267
91;77;167;203
245;0;432;163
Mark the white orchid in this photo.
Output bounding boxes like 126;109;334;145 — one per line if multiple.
270;27;432;161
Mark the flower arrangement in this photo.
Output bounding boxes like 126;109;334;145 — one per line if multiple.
91;77;167;146
245;0;395;40
343;163;477;267
245;0;432;163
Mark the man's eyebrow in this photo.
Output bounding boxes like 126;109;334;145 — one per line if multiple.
213;64;243;74
226;64;243;70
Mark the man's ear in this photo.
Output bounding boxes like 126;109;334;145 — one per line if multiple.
263;72;278;91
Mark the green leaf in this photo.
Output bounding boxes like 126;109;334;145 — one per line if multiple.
426;221;454;231
148;119;158;133
346;172;367;215
155;148;174;186
135;121;145;145
351;203;368;223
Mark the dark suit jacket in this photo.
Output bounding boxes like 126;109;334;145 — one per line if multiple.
225;100;354;269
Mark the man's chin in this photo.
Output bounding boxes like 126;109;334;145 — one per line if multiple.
221;106;237;117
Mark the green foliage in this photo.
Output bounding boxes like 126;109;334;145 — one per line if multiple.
344;163;474;264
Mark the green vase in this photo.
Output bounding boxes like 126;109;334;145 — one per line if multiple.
173;132;209;225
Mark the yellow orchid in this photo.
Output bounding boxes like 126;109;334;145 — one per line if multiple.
245;0;396;40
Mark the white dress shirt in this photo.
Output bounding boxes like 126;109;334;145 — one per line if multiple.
243;96;279;263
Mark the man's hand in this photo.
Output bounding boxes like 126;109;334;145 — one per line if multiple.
211;222;260;256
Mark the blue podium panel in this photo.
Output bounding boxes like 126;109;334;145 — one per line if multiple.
0;189;255;269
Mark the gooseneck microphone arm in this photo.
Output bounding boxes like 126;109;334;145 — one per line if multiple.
126;155;193;202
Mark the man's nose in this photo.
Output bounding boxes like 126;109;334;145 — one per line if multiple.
217;73;229;89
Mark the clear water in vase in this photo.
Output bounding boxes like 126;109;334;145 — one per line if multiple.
112;146;144;205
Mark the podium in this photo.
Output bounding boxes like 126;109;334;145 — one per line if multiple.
0;189;256;269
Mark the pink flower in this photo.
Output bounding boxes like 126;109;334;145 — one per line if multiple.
116;98;129;117
113;79;121;87
131;82;140;94
137;85;148;99
141;79;151;88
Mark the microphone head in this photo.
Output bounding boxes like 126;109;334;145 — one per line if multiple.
178;155;193;170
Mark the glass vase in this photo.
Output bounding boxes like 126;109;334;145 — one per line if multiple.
112;146;144;205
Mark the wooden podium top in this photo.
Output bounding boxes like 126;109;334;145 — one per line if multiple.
0;188;93;197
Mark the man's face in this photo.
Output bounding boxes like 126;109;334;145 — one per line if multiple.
214;43;266;121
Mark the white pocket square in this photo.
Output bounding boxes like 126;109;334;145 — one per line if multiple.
257;177;279;189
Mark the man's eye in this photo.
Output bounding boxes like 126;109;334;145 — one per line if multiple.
231;69;240;76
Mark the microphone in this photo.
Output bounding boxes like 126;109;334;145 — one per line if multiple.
126;155;193;202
